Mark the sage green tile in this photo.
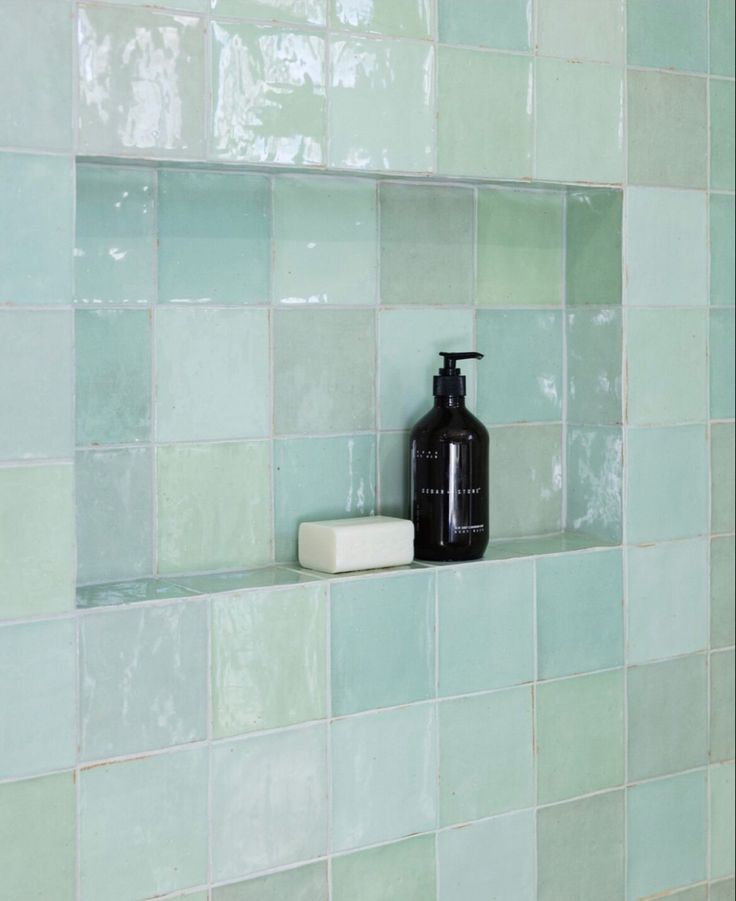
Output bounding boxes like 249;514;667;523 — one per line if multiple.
711;763;736;880
97;0;206;7
627;770;707;901
567;309;622;424
157;441;271;574
274;309;375;434
0;153;73;305
214;863;328;901
80;748;208;901
76;578;194;608
567;426;624;542
628;70;707;187
566;189;623;306
712;422;736;534
0;774;75;901
667;887;708;901
438;48;533;179
628;654;708;781
538;791;625;901
477;188;564;306
0;620;76;779
156;308;270;442
158;170;270;305
172;566;319;594
380;183;474;305
626;426;708;543
628;0;707;72
75;310;151;446
711;536;736;649
329;37;433;172
712;879;736;901
0;311;73;459
212;0;325;23
438;0;530;50
78;6;205;157
711;308;736;419
333;836;435;901
538;0;625;63
711;0;736;75
535;58;624;184
274;176;376;305
711;80;736;191
0;465;75;620
333;0;432;38
212;583;327;737
711;194;736;305
378;431;409;517
712;650;736;762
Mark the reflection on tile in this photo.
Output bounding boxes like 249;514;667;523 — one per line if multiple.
171;566;320;594
711;79;736;191
213;862;328;901
76;578;194;608
567;309;622;424
711;194;736;306
333;0;431;38
710;308;735;419
566;189;623;306
627;0;707;72
567;426;623;543
484;531;615;560
439;0;530;51
711;536;736;649
712;423;736;535
537;0;624;63
213;0;326;24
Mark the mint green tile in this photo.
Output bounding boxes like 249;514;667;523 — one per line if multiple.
332;704;436;851
75;165;155;305
536;58;624;184
332;571;434;715
80;748;208;901
712;879;736;901
438;811;535;901
0;311;73;459
333;836;436;901
712;763;736;880
0;620;75;779
274;176;376;305
214;863;328;901
213;0;325;22
156;308;269;442
157;441;271;574
212;727;327;879
76;448;153;584
628;540;708;664
712;422;736;534
667;887;708;901
0;153;73;305
439;0;530;50
97;0;206;8
438;560;534;695
158;170;270;305
538;0;625;63
380;183;474;305
212;583;327;736
711;194;736;305
566;189;623;306
0;774;75;901
274;435;376;561
76;310;151;446
329;38;433;172
567;309;622;424
712;650;736;763
333;0;432;38
711;0;736;75
0;465;75;620
378;431;409;517
711;308;736;418
80;602;207;760
438;48;533;179
274;309;375;434
173;566;319;594
712;536;736;649
628;70;707;188
628;0;707;72
567;426;624;542
627;771;707;900
76;578;194;608
538;791;625;901
628;654;708;781
712;80;736;192
626;426;708;542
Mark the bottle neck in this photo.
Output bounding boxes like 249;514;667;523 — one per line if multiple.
434;395;466;409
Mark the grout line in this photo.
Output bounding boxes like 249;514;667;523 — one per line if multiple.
325;582;334;901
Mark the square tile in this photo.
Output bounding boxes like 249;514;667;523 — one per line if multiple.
212;727;328;879
378;431;410;517
711;0;736;75
567;309;623;424
711;536;736;649
213;863;327;901
537;0;625;63
711;308;736;419
711;194;736;305
566;188;623;306
567;426;624;542
332;835;436;901
711;650;736;763
711;763;736;879
627;0;707;72
711;80;736;191
213;0;326;24
439;0;530;50
212;583;327;737
332;0;431;38
712;423;736;535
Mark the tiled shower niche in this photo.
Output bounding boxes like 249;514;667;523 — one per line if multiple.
73;162;623;596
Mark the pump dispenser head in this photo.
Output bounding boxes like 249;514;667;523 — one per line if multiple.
434;351;484;397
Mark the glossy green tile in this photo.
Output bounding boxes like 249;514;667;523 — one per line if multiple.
274;435;376;561
0;311;73;459
438;48;533;179
438;811;535;901
712;422;736;535
0;465;75;620
567;309;622;424
711;879;736;901
212;727;328;879
712;763;736;880
0;774;75;901
333;0;431;38
627;70;707;188
274;176;376;305
566;189;623;306
329;37;433;172
331;704;436;851
380;183;474;305
0;153;73;305
213;862;328;901
157;441;271;574
535;58;624;184
158;170;270;305
274;309;375;434
626;426;708;543
439;0;529;50
489;425;563;538
80;748;208;901
75;165;155;305
213;0;326;23
76;448;153;584
627;540;708;664
172;566;319;594
538;0;624;63
711;0;736;75
711;308;736;418
75;310;151;446
333;835;436;901
712;650;736;763
627;771;707;901
538;791;625;901
628;0;707;72
80;602;207;760
711;536;736;649
711;79;736;191
711;194;736;306
76;578;194;608
156;308;270;442
0;620;75;779
212;583;327;736
567;426;624;542
628;654;708;781
378;431;410;517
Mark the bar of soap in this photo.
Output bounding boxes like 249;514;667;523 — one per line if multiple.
298;516;415;574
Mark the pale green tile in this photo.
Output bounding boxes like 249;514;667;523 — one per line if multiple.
567;426;624;542
76;578;194;609
711;536;736;648
711;763;736;880
439;0;530;50
173;566;319;594
213;0;325;22
712;650;736;763
567;309;623;424
333;0;431;38
538;0;624;63
566;188;623;306
98;0;207;8
711;0;736;75
711;79;736;192
628;0;707;72
333;836;436;901
711;194;736;305
711;308;736;418
712;879;736;901
378;431;409;517
712;422;736;535
214;863;328;901
667;887;708;901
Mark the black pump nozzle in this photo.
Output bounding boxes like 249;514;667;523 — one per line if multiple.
438;351;484;375
434;351;484;397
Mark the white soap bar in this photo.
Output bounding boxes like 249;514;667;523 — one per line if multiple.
298;516;415;574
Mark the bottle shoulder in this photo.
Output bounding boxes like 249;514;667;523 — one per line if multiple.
411;404;489;442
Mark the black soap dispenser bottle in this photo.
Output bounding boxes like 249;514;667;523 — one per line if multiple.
410;352;489;561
